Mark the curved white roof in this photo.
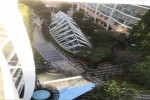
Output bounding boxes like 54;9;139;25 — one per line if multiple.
50;11;91;53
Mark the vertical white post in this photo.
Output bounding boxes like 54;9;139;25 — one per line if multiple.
106;4;118;30
2;1;36;99
85;3;88;12
76;3;80;11
94;4;99;22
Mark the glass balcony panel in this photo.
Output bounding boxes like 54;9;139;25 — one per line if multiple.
112;15;125;24
124;22;136;28
98;9;110;16
113;15;136;28
117;6;143;19
103;4;114;8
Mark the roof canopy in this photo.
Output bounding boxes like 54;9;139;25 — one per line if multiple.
50;11;91;53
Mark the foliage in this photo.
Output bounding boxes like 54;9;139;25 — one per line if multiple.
125;55;150;89
87;47;106;62
87;80;139;100
73;11;105;34
90;30;114;44
82;19;96;34
130;10;150;52
33;48;45;65
115;33;129;46
20;0;45;10
85;30;117;63
75;46;92;57
41;22;51;42
36;5;51;41
38;8;51;25
59;3;71;13
72;11;84;19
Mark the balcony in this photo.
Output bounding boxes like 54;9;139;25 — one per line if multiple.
98;9;110;17
116;6;143;19
112;15;136;28
102;4;114;9
88;4;97;10
112;15;125;24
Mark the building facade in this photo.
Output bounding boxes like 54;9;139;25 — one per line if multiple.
77;3;150;34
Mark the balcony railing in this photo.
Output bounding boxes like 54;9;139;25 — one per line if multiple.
88;4;97;9
98;9;110;16
116;6;143;19
112;15;125;23
102;4;114;9
112;15;136;28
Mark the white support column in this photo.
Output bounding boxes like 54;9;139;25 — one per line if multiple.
76;3;80;11
94;4;99;22
2;1;35;99
106;4;118;30
85;3;88;12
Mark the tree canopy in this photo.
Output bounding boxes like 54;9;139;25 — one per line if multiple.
87;80;138;100
59;3;71;13
130;10;150;52
20;0;45;10
125;56;150;89
72;11;84;19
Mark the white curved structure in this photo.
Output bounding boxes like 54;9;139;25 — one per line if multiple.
0;0;35;99
50;11;92;54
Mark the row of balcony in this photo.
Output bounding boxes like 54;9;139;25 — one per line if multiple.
86;4;111;17
98;9;110;17
88;4;97;9
116;6;143;19
102;4;114;9
80;3;138;29
112;15;136;28
81;3;143;19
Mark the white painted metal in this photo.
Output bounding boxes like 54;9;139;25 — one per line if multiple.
0;51;18;99
106;4;118;30
50;11;91;53
0;0;35;99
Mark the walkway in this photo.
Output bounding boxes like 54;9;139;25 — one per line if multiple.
32;16;82;75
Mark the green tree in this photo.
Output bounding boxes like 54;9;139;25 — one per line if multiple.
72;11;84;19
20;0;45;10
38;8;51;25
125;56;150;89
87;47;106;62
82;19;95;34
87;80;138;100
75;46;92;57
130;10;150;52
59;3;71;13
